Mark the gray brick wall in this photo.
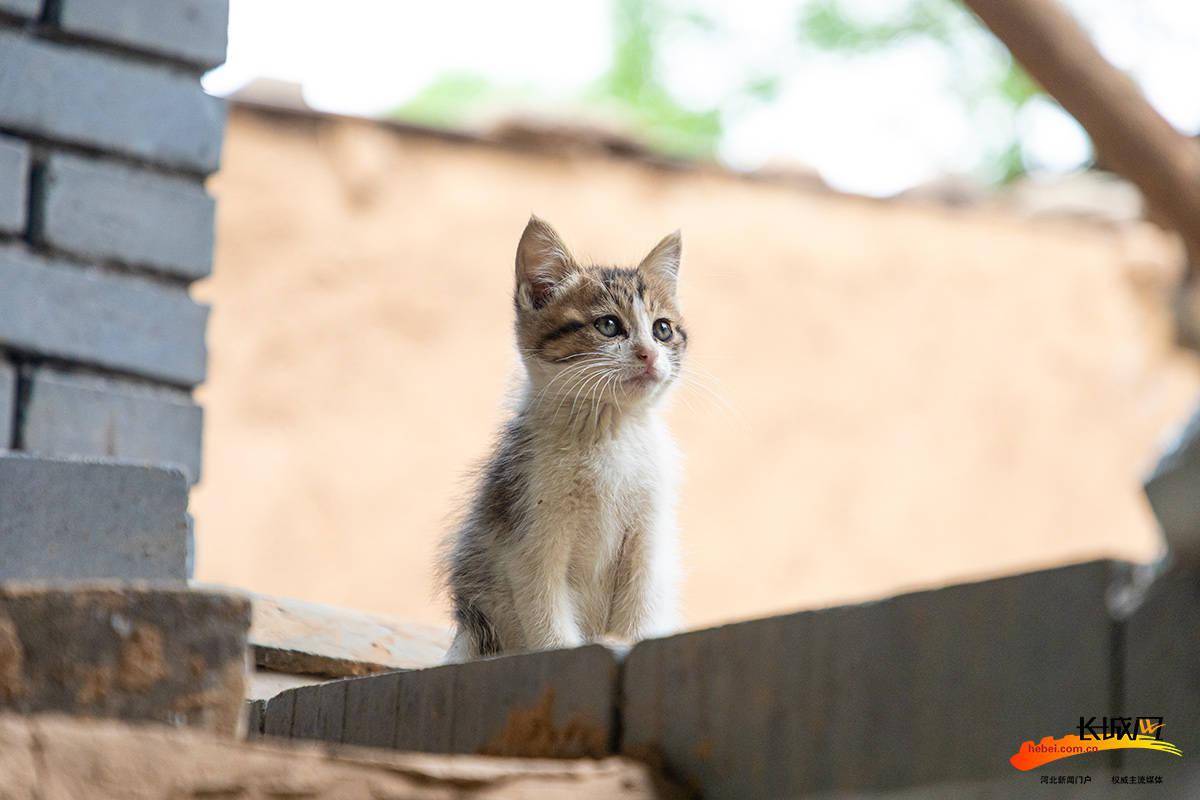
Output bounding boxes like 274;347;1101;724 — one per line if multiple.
0;3;228;580
0;245;209;386
0;0;40;19
22;368;204;482
57;0;230;69
0;135;29;234
37;152;216;280
0;360;14;449
0;30;225;174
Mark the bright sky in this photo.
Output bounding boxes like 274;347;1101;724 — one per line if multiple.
204;0;1200;197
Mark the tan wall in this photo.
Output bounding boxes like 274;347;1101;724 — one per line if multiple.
193;105;1200;629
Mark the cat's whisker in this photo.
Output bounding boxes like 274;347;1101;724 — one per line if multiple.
552;361;616;425
532;357;608;406
675;369;738;417
549;366;604;424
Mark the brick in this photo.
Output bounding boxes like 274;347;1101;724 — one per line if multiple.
58;0;229;69
0;30;225;173
0;361;13;450
37;153;215;280
0;584;249;734
0;0;40;19
0;453;189;580
0;135;29;234
342;670;402;748
262;689;294;739
292;680;347;743
1122;566;1200;781
0;245;208;386
282;644;620;758
22;367;203;482
622;561;1120;798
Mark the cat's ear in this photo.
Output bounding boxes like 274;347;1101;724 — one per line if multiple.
637;230;681;287
515;215;576;309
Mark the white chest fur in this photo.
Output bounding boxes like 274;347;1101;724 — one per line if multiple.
520;412;680;639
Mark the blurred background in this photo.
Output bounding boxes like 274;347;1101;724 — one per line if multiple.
192;0;1200;629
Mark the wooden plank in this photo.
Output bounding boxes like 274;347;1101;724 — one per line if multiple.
242;590;451;677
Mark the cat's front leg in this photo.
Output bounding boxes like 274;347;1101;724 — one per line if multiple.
505;530;584;651
606;524;680;641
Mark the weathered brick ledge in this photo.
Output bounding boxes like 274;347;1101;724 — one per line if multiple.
0;713;675;799
254;560;1200;799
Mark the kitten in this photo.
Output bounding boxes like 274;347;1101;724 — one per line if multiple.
441;216;687;661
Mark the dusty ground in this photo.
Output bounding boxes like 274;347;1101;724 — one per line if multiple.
192;105;1200;630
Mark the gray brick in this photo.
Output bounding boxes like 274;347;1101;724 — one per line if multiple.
0;245;208;386
37;153;215;280
0;30;225;173
0;0;40;19
0;360;13;450
0;584;249;734
342;670;402;748
58;0;229;69
263;690;294;739
622;561;1120;798
1123;566;1199;781
0;135;29;234
281;644;619;757
292;680;347;743
23;367;203;482
0;453;189;580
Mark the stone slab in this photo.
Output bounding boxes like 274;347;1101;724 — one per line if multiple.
0;453;189;581
0;584;249;734
0;713;677;799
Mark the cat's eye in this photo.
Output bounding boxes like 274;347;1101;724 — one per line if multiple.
594;315;622;337
653;319;673;342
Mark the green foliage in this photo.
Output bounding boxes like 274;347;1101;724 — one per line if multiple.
394;73;534;128
795;0;1046;182
391;0;745;161
390;0;1055;182
585;0;723;158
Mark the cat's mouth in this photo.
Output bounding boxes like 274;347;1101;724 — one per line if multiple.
623;369;662;388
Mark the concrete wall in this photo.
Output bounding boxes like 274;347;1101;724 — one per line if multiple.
0;0;228;579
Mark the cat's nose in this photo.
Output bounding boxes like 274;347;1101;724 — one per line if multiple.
634;345;658;368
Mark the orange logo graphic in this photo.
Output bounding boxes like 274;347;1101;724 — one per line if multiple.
1011;717;1181;771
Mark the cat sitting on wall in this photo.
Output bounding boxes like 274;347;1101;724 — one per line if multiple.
441;216;687;660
